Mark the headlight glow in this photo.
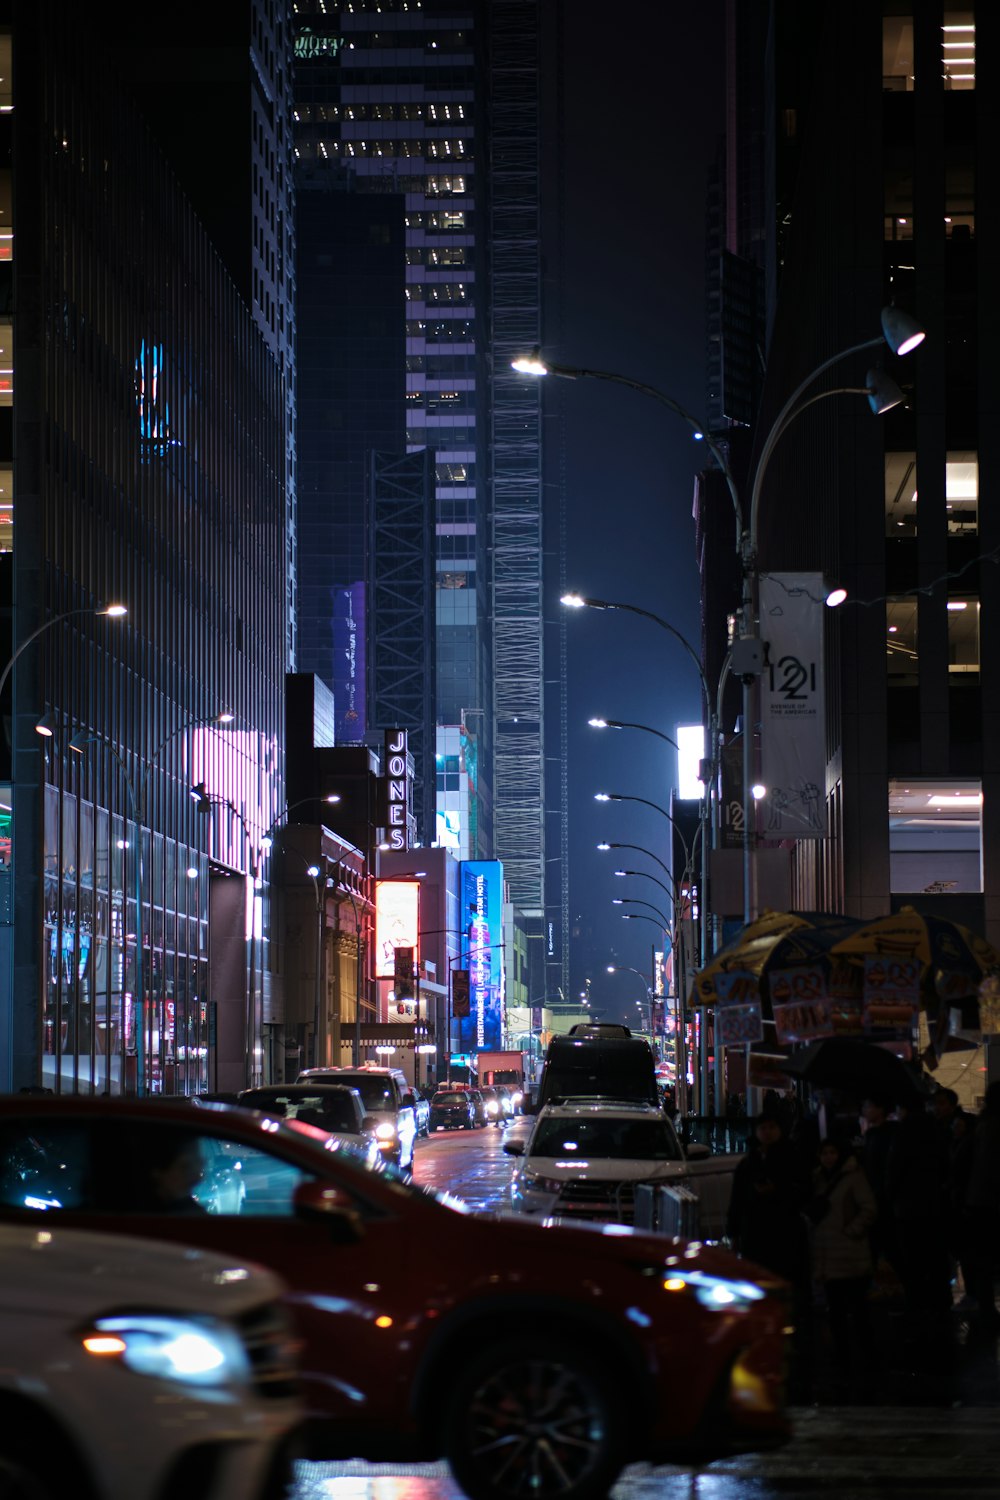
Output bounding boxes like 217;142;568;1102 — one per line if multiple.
661;1269;765;1311
84;1315;248;1386
375;1122;398;1141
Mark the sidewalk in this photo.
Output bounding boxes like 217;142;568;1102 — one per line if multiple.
806;1282;1000;1407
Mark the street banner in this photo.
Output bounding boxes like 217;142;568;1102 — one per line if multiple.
716;1002;764;1047
452;969;470;1019
759;572;827;838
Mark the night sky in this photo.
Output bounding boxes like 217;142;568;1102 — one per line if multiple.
543;2;725;1020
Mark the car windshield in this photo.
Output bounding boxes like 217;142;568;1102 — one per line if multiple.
530;1117;683;1162
331;1075;397;1111
433;1093;467;1107
241;1090;358;1134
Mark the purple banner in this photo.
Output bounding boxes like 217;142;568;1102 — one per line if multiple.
332;582;366;743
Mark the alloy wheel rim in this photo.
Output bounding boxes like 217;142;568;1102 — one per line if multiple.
463;1357;607;1495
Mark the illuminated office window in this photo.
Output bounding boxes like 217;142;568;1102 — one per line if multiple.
942;11;975;90
947;596;979;681
886;598;918;684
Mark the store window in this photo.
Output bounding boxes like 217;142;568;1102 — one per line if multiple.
889;778;982;893
947;596;979;680
886;597;918;684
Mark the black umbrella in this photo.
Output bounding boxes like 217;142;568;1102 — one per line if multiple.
781;1037;931;1106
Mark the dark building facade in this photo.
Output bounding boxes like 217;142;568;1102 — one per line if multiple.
1;3;288;1093
700;4;998;992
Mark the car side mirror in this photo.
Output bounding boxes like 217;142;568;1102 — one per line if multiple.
292;1181;364;1243
503;1139;525;1156
685;1142;711;1162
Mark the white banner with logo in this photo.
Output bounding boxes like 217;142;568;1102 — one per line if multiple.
759;572;827;839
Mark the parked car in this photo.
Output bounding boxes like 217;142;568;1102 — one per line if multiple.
296;1065;417;1174
427;1088;476;1131
505;1100;691;1224
0;1095;789;1500
0;1219;301;1500
237;1084;381;1169
412;1090;431;1138
466;1087;488;1127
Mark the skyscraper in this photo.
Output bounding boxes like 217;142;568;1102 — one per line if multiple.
293;1;547;951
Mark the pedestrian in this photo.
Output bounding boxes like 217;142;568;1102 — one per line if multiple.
963;1080;1000;1340
808;1138;877;1400
886;1093;955;1398
859;1094;899;1269
727;1110;812;1397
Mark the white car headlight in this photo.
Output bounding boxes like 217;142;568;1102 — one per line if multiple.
486;1101;499;1115
82;1315;249;1386
375;1121;398;1142
661;1269;765;1311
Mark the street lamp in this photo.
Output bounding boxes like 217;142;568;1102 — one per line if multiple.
570;594;714;964
596;840;672;879
612;868;677;903
69;708;231;1095
588;717;681;753
594;792;694;874
734;305;925;924
611;896;672;929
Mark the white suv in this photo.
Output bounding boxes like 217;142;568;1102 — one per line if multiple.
505;1100;690;1224
0;1222;302;1500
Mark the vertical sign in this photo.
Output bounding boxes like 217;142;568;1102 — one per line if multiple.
394;946;415;1000
384;729;410;850
332;583;366;743
760;572;827;839
460;860;504;1052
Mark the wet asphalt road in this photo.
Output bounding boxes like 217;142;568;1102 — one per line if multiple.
293;1121;1000;1500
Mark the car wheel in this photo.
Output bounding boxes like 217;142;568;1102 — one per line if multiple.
444;1336;624;1500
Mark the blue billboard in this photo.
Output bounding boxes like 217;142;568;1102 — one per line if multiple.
459;860;504;1053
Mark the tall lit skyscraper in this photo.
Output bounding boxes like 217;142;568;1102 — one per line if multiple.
293;1;546;946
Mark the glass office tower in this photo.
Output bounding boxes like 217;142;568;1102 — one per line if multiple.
293;0;546;933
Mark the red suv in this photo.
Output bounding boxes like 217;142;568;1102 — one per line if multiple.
0;1097;789;1500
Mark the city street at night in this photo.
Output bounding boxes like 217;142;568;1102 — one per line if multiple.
287;1121;1000;1498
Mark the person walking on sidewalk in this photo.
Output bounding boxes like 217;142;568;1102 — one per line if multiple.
809;1138;877;1400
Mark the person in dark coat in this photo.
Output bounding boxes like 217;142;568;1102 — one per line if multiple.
859;1094;899;1268
727;1110;812;1397
964;1081;1000;1339
809;1138;878;1397
727;1111;811;1280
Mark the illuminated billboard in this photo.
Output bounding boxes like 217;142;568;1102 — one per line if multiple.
374;880;420;979
676;723;705;800
459;860;504;1052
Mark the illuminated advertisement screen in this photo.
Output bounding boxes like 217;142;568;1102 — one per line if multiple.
459;860;504;1052
375;881;420;979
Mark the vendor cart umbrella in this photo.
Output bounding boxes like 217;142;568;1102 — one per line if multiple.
780;1036;931;1106
828;906;1000;1039
694;910;861;1008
